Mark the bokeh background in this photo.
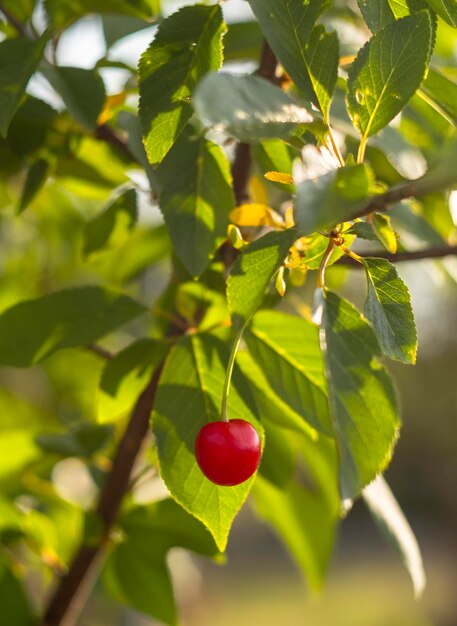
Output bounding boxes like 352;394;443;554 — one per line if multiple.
1;1;456;625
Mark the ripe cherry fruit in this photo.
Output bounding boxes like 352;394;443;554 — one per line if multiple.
195;419;261;486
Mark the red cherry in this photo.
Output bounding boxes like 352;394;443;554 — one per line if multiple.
195;419;261;486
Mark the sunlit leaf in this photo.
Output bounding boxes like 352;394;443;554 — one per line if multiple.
139;4;225;165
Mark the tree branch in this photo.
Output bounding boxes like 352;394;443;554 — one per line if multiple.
231;40;279;206
336;245;457;266
86;344;115;360
0;2;28;36
94;124;137;163
351;174;457;221
41;364;165;626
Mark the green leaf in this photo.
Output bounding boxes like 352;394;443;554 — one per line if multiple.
102;14;156;48
42;65;106;130
356;0;428;30
425;0;457;26
363;475;426;597
245;311;331;436
248;0;334;117
103;499;218;626
227;229;297;330
252;139;298;193
194;73;316;142
36;422;113;458
0;558;32;626
98;339;167;423
156;127;234;278
0;286;146;367
138;4;225;165
253;474;335;590
253;426;339;589
300;25;339;122
45;0;156;29
0;37;46;137
347;12;434;140
357;0;396;31
372;212;398;253
363;257;417;363
294;164;373;235
421;69;457;124
316;289;400;501
152;332;261;551
0;0;36;23
224;21;263;62
83;188;137;256
17;157;50;214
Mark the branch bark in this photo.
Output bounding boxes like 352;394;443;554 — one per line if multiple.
337;245;457;266
0;2;28;36
41;365;164;626
351;175;457;222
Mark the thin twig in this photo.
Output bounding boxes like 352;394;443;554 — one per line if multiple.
336;245;457;266
94;124;137;162
0;2;28;36
86;344;115;360
351;176;457;222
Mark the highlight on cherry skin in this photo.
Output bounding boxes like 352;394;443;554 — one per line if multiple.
195;419;262;486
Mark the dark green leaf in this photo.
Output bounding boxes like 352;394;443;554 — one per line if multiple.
252;139;298;193
0;286;146;367
0;37;46;137
227;229;297;330
294;164;374;235
157;127;234;278
363;475;426;596
425;0;457;26
17;157;50;214
316;289;400;501
0;558;32;626
103;499;218;626
364;257;417;363
83;188;137;256
347;12;434;139
98;338;167;423
245;311;331;435
194;73;316;142
6;96;57;157
45;0;156;29
138;4;225;165
42;65;106;130
153;333;261;551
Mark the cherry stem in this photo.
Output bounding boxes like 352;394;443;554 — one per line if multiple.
220;325;245;422
317;239;336;289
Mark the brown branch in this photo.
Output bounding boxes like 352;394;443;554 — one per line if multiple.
336;245;457;266
86;344;115;360
351;175;457;222
94;124;137;162
231;40;280;206
41;364;165;626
